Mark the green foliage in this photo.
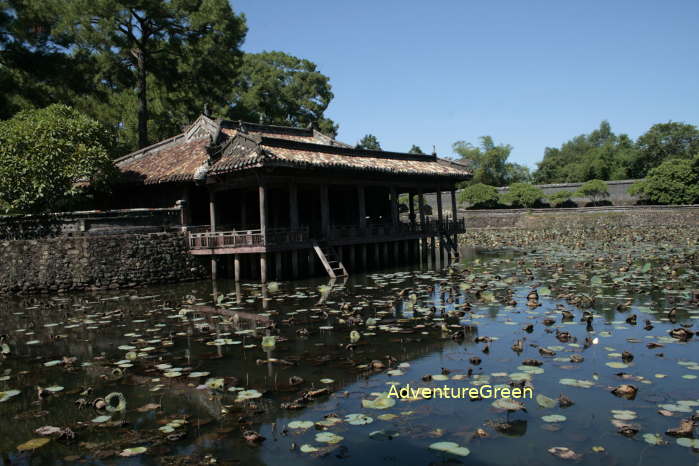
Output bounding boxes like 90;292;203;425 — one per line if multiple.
0;105;116;213
356;134;381;150
229;51;337;137
575;179;609;205
500;183;545;208
547;190;575;207
453;136;529;186
408;145;425;154
629;156;699;205
458;183;500;209
631;122;699;178
533;121;636;183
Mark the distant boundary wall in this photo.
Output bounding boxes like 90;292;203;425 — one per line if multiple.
422;179;640;215
460;204;699;230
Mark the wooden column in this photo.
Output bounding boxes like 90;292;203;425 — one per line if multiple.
209;190;217;280
408;192;415;227
234;254;240;282
418;189;427;260
390;186;399;227
320;184;330;238
308;250;316;275
290;183;300;278
357;186;366;232
180;185;191;227
451;188;460;258
361;244;367;270
349;245;356;271
240;194;247;227
436;187;444;264
259;184;268;238
275;252;283;280
374;243;380;267
393;241;399;263
403;239;409;262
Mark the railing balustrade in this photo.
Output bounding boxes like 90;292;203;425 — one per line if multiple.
188;218;466;250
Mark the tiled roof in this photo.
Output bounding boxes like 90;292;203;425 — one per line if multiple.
116;115;471;184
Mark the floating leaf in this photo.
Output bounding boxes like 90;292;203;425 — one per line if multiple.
120;447;147;457
362;392;396;410
542;415;567;423
536;394;557;409
643;433;666;445
17;438;50;451
429;441;470;457
288;421;314;430
315;432;344;444
345;413;373;425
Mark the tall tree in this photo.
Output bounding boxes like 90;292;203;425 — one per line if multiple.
53;0;247;149
453;136;528;186
631;122;699;178
533;121;636;183
356;134;381;150
229;51;337;136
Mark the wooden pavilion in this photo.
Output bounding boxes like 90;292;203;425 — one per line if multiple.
113;115;472;282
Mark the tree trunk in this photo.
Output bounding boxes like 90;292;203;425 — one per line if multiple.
134;48;148;149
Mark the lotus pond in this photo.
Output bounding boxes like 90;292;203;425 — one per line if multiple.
1;225;698;465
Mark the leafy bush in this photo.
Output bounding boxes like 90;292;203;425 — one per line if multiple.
458;183;499;209
500;183;544;208
547;190;576;207
0;104;116;213
575;179;609;206
629;156;699;205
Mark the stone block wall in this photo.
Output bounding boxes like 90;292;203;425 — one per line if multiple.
0;232;206;295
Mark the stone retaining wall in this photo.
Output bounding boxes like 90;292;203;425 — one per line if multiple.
0;232;206;295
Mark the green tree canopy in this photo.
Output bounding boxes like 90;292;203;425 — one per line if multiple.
356;134;381;150
576;179;609;206
533;121;636;183
629;156;699;205
500;182;545;208
408;144;425;154
229;51;337;137
631;122;699;178
0;105;116;213
50;0;248;150
458;183;499;209
547;190;575;207
453;136;530;186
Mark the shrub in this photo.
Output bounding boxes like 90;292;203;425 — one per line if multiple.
500;182;544;208
575;179;609;206
629;156;699;205
458;183;499;209
0;105;116;213
547;190;576;207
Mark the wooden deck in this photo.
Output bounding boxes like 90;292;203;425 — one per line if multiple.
188;219;465;255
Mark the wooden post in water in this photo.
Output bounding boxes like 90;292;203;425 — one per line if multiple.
390;186;399;229
308;249;315;275
408;192;415;227
374;242;380;268
393;241;399;263
403;239;409;263
361;244;367;270
349;245;356;271
234;254;240;282
260;253;267;283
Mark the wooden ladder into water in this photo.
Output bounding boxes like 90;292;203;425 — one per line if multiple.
313;241;348;278
440;233;460;259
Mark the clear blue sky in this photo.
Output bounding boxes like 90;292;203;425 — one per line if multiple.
231;0;699;169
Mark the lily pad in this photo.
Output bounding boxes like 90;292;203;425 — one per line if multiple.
429;441;470;457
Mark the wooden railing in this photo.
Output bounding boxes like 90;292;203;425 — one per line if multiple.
189;227;309;250
188;219;466;250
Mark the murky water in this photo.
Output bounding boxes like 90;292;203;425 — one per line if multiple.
1;228;699;465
